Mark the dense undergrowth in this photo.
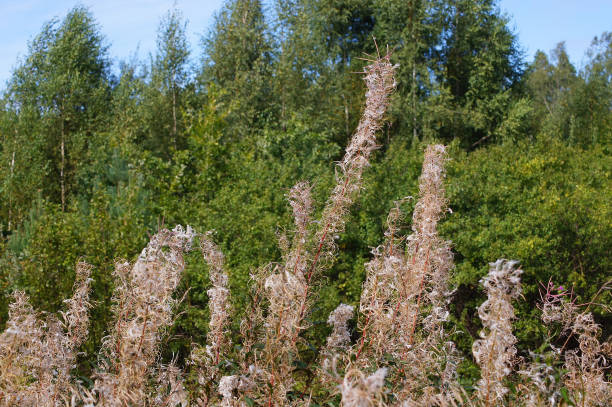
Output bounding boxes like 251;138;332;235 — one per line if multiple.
1;1;611;405
0;54;610;407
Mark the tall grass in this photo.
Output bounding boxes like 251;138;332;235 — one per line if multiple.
0;52;610;407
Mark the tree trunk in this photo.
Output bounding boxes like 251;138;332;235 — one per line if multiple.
8;133;16;230
172;84;177;150
60;118;66;212
342;94;350;138
410;1;418;141
412;65;417;140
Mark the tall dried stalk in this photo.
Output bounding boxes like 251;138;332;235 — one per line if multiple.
349;144;456;406
397;145;455;384
324;304;355;354
357;202;404;363
319;303;355;384
472;259;522;407
517;352;560;407
517;279;612;407
0;262;92;407
538;281;612;406
245;52;397;405
256;181;316;404
190;231;233;406
153;359;189;407
92;225;195;406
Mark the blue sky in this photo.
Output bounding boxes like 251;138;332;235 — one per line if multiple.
0;0;227;87
499;0;611;68
0;0;610;88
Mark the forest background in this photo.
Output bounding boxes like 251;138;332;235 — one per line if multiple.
0;0;610;382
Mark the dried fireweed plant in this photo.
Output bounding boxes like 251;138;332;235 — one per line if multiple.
0;262;92;407
91;225;195;407
189;231;233;406
1;48;611;407
472;260;522;406
225;50;400;406
519;279;612;407
335;143;459;407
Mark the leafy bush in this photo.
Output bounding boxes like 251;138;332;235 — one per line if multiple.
0;54;610;407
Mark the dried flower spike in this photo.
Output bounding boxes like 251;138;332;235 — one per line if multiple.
472;259;522;406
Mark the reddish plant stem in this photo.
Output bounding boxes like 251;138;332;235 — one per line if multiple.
291;168;354;346
356;257;384;360
291;214;309;277
276;306;285;337
115;300;126;359
214;329;222;365
483;335;498;407
292;250;302;277
391;243;419;328
138;304;150;354
267;376;274;407
355;314;370;361
408;249;430;346
396;248;431;394
273;226;308;341
241;288;262;372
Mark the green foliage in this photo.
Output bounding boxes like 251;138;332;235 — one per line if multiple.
526;44;579;140
0;0;611;387
201;0;274;139
147;8;191;156
526;36;612;147
1;6;111;215
441;137;612;355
